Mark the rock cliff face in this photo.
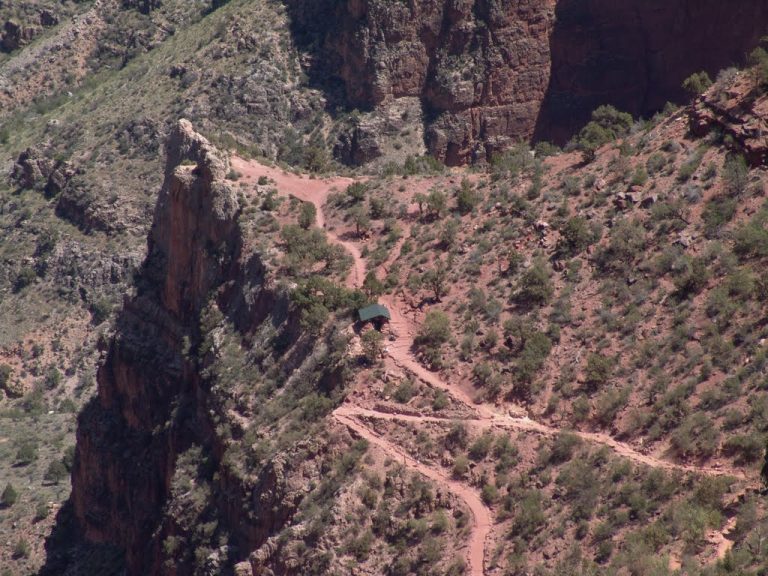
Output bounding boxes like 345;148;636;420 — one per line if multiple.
288;0;768;164
67;121;342;575
70;119;242;572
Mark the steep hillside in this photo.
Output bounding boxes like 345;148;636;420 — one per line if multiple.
47;66;768;575
3;1;768;575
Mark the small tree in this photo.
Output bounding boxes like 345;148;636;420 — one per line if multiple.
577;105;633;162
561;216;596;255
363;271;384;298
427;189;447;219
423;261;449;302
415;310;451;368
456;178;479;214
44;460;68;485
350;205;371;237
346;181;367;203
361;330;384;364
298;202;317;229
2;483;18;507
517;259;553;305
682;71;713;97
414;192;427;218
584;353;613;392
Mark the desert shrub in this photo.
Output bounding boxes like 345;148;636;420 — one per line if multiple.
452;454;469;478
646;152;666;175
394;379;415;404
34;501;50;522
670;413;720;459
723;154;749;196
12;539;29;559
361;329;384;364
702;195;737;237
516;259;553;305
1;483;18;507
677;147;705;182
577;105;633;161
595;219;646;272
583;353;613;392
749;46;768;88
560;216;597;255
469;432;494;461
673;256;709;298
0;364;11;390
722;434;763;464
734;209;768;260
472;361;493;385
481;484;499;504
298;202;316;229
13;266;37;292
15;440;38;466
426;189;448;219
631;166;648;186
44;460;68;484
415;311;451;368
562;175;581;196
509;490;545;538
456;178;480;214
346;181;367;203
491;142;534;179
445;422;469;451
549;432;582;464
682;71;713;96
345;530;374;561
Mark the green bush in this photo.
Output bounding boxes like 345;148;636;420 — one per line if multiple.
682;71;713;96
469;433;494;461
2;483;18;507
549;432;582;464
15;440;38;466
561;216;597;255
415;310;451;367
723;154;749;196
670;413;720;459
734;210;768;260
298;202;316;229
12;538;29;560
702;196;737;237
44;460;69;484
456;178;480;214
517;259;553;305
577;105;634;161
583;353;613;392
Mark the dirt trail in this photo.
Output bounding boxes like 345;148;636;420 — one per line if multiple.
232;156;756;575
335;407;490;576
231;157;366;287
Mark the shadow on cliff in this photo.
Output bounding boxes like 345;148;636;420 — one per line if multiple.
282;0;360;114
533;0;768;145
37;414;126;576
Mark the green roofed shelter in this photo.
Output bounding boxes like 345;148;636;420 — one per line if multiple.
358;303;391;325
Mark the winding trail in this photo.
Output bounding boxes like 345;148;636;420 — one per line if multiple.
232;156;756;575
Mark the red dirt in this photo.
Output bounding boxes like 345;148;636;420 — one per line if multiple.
231;155;758;575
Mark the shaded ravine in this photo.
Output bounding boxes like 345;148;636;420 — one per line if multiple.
233;156;757;575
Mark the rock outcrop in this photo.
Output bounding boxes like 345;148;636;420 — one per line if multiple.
63;120;347;575
288;0;768;165
690;71;768;167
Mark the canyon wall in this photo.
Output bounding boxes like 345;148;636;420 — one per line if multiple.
288;0;768;164
65;121;339;575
